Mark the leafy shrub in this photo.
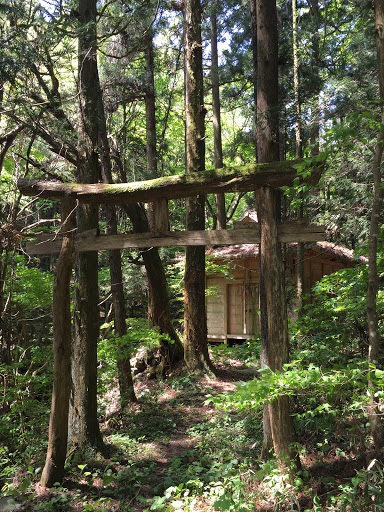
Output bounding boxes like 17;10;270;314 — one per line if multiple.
98;318;166;396
291;253;384;365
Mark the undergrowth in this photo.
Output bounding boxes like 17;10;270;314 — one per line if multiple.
2;353;384;511
2;276;384;512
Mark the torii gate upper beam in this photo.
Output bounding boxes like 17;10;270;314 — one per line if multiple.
17;160;321;205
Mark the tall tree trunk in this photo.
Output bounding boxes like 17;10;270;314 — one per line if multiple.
367;0;384;453
107;234;137;407
145;31;158;179
68;0;104;454
76;0;136;412
102;165;137;407
95;43;137;408
211;9;226;230
139;31;184;365
250;0;257;161
310;0;320;154
183;0;213;374
292;0;305;315
250;0;272;456
292;0;302;159
40;200;75;487
254;0;297;475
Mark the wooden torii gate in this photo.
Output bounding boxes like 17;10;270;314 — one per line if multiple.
17;160;325;486
19;161;324;253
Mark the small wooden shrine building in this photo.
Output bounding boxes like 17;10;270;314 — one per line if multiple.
206;233;365;343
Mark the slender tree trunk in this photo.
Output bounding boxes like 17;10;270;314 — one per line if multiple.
122;202;185;364
367;0;384;453
107;238;137;406
70;207;104;453
138;32;184;365
292;0;305;314
256;189;296;467
95;50;137;408
0;81;3;123
40;200;75;487
68;0;104;454
211;9;226;230
310;0;320;154
254;0;297;475
250;0;257;161
145;31;158;179
103;201;136;405
292;0;302;160
183;0;213;374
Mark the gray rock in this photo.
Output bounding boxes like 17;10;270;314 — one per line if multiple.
0;497;23;511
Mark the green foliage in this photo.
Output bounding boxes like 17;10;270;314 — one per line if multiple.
312;110;383;246
147;415;260;511
281;152;327;211
326;459;384;511
206;255;235;279
293;260;384;363
210;337;261;366
0;349;52;487
12;257;54;311
208;361;375;413
164;258;185;326
122;403;179;443
98;318;163;396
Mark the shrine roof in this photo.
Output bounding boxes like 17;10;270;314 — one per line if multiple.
206;241;367;264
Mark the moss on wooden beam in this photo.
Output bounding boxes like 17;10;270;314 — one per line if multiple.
17;160;323;205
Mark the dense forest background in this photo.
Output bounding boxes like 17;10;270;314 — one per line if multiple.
1;0;384;510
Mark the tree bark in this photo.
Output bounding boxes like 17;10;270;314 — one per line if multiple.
250;0;257;161
183;0;213;374
68;0;104;455
256;187;297;472
255;0;297;475
108;238;137;406
40;200;75;487
293;0;305;315
254;0;280;460
211;9;226;230
367;0;384;453
103;180;137;406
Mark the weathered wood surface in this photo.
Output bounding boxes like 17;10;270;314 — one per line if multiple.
40;199;75;487
17;160;323;205
25;222;325;255
151;198;170;232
